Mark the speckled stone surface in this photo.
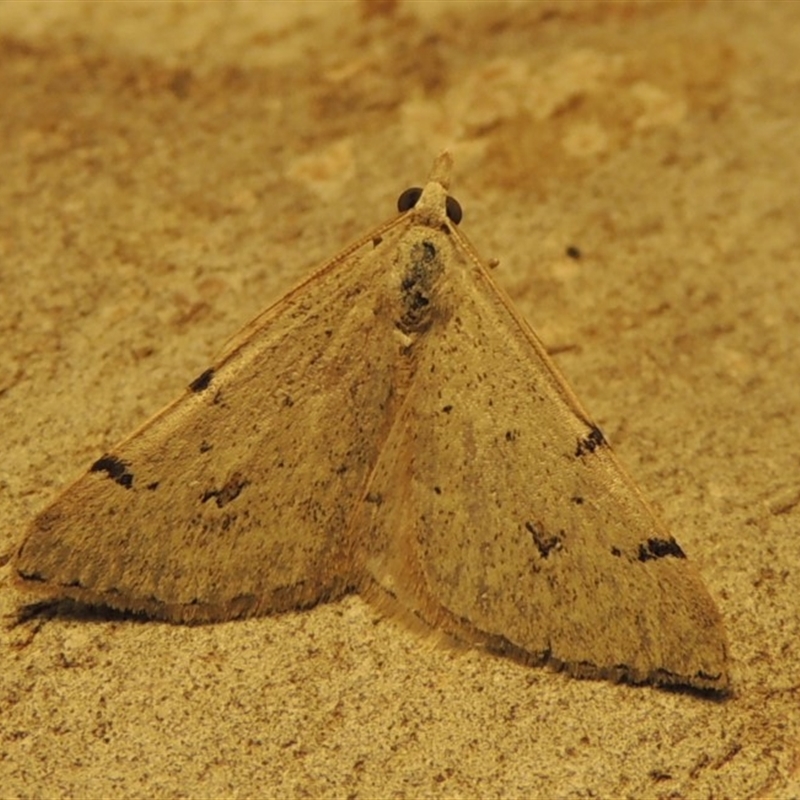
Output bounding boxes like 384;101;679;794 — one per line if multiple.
1;2;799;797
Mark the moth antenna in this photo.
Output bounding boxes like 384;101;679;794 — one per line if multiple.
427;150;454;190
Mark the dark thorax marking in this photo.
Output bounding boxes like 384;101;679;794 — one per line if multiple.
397;240;443;334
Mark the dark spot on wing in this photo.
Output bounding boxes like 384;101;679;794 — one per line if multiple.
442;404;453;413
525;521;562;558
575;425;606;457
201;472;247;509
365;492;383;505
199;441;213;453
566;245;582;259
189;368;214;393
168;68;193;99
16;570;47;583
571;495;584;505
90;455;134;489
610;546;622;557
638;537;686;562
146;481;160;491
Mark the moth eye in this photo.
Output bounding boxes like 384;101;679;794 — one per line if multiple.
397;187;423;213
397;187;463;225
445;195;463;225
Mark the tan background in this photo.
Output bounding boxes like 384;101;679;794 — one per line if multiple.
1;1;799;797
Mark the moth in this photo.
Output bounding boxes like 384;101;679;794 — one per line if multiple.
14;153;729;691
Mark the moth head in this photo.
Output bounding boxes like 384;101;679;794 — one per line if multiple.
397;186;463;226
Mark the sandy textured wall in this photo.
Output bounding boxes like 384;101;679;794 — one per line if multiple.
1;1;799;797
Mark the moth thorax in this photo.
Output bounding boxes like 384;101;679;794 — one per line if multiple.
395;239;446;335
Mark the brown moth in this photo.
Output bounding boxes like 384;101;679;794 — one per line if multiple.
14;153;729;691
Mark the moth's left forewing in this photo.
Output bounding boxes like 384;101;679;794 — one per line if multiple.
13;212;419;622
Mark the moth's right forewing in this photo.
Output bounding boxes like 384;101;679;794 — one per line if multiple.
357;228;729;691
